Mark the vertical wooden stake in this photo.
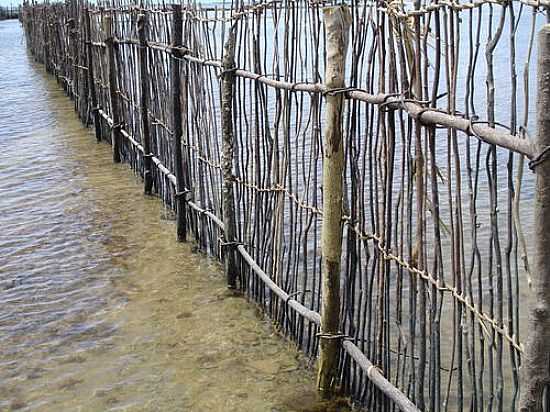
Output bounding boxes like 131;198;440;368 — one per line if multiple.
69;17;78;108
520;24;550;412
221;26;239;289
103;13;121;163
138;13;153;195
317;5;351;398
171;4;187;242
85;8;101;142
43;9;50;72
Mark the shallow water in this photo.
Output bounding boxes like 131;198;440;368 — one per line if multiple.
0;19;333;412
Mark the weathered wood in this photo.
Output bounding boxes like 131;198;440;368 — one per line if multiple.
43;9;50;73
221;27;239;289
68;16;78;109
171;5;187;242
519;24;550;412
85;8;101;142
103;13;121;163
138;13;153;194
317;5;351;398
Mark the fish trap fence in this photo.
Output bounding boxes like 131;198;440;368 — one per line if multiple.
20;0;550;410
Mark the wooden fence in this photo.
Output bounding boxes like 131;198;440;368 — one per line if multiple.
0;5;20;19
20;0;550;410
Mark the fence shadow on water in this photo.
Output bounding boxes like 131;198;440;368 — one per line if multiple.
19;0;550;410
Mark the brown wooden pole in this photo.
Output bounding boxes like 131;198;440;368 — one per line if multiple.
171;4;187;242
103;13;121;163
43;8;50;73
85;8;101;142
68;17;78;108
317;5;351;398
221;26;239;289
519;24;550;412
138;13;153;195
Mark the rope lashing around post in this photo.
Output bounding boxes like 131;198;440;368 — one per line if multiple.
316;331;350;341
169;44;190;58
218;238;247;249
196;207;214;218
378;91;450;115
529;145;550;171
174;189;193;201
377;92;405;112
111;121;125;131
217;67;237;79
321;86;363;97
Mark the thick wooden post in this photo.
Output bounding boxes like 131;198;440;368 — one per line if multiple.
103;13;121;163
69;17;78;108
43;9;50;72
221;27;239;289
317;5;351;398
138;14;153;195
171;4;187;242
520;24;550;412
85;8;101;142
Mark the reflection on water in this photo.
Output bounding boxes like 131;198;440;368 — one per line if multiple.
0;19;335;411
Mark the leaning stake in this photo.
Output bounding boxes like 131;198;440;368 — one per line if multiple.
519;24;550;412
220;26;239;289
103;13;121;163
317;5;351;398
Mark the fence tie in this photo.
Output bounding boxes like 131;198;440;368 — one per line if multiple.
321;86;362;97
218;67;237;79
466;115;482;137
316;331;350;341
529;145;550;171
469;117;513;140
175;189;192;201
170;45;189;58
143;153;154;159
218;238;246;249
378;93;403;112
111;121;124;131
197;207;214;217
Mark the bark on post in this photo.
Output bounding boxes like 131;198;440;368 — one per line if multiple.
221;27;239;289
519;24;550;412
68;17;78;108
43;9;49;73
317;5;351;398
85;8;101;142
103;13;121;163
138;13;153;195
171;4;187;242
